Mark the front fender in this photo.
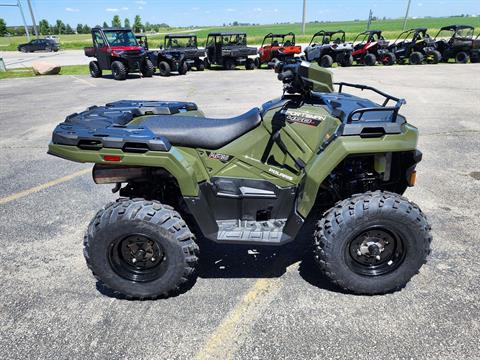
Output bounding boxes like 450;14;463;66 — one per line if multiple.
297;124;419;217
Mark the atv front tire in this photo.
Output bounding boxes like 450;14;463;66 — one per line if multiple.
84;199;199;300
319;55;333;68
195;59;205;71
159;61;171;76
89;61;102;78
382;52;396;66
426;50;441;64
178;61;188;75
111;61;127;80
313;191;432;295
141;58;154;77
409;52;424;65
339;53;353;67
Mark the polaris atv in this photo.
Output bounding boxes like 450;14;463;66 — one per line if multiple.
205;32;257;70
256;32;302;68
352;30;396;66
434;25;475;63
388;28;442;65
48;60;432;299
85;27;154;80
135;34;188;77
304;30;353;68
164;34;206;71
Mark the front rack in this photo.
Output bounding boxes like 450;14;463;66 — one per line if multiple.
335;82;406;124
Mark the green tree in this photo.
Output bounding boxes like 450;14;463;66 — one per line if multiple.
133;15;143;33
65;24;75;34
76;23;83;34
0;18;7;37
102;21;109;28
124;18;130;28
39;19;50;35
54;19;65;34
82;24;91;33
112;15;121;27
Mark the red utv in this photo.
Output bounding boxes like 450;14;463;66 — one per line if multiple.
256;32;302;68
85;27;154;80
352;30;396;66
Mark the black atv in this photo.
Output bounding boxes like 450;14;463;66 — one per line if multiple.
471;33;480;63
164;34;206;71
434;25;475;63
136;34;188;77
85;27;154;80
205;32;257;70
303;30;353;68
388;28;442;65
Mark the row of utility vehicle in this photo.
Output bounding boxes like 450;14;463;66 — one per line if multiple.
84;25;480;80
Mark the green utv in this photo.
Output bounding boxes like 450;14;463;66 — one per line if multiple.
48;60;431;299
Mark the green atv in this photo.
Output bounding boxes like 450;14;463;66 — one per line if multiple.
48;60;432;299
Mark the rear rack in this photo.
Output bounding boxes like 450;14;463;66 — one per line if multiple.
335;82;406;124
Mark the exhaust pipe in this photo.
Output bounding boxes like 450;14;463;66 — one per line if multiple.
92;164;148;184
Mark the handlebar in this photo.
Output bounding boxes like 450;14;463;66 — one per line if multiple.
278;70;294;81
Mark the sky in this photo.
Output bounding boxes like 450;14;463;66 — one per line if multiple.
1;0;479;27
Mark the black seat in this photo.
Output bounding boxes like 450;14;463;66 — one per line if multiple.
141;108;262;149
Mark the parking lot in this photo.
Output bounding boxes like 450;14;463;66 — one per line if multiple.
0;64;479;359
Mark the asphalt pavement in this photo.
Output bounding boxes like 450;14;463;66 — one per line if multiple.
0;64;479;359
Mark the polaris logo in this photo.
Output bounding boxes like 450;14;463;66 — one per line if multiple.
268;168;293;181
207;152;232;163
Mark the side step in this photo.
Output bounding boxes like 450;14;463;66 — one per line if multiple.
216;219;288;244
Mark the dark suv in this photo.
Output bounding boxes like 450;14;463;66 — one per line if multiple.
18;39;59;53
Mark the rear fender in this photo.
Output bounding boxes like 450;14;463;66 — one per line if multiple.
297;124;419;217
47;144;207;196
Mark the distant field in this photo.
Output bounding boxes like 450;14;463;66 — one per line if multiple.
0;16;478;50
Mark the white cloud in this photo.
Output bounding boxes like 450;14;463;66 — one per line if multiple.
135;0;147;4
191;7;199;11
253;7;262;12
226;8;236;12
138;6;143;10
121;7;129;10
273;8;279;12
106;8;119;12
65;7;79;12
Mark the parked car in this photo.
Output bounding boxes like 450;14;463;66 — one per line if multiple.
303;30;353;67
434;25;475;63
256;32;302;68
351;30;396;66
388;28;441;65
205;32;257;70
85;27;154;80
18;38;59;53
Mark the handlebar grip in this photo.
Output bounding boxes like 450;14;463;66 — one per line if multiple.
278;70;294;81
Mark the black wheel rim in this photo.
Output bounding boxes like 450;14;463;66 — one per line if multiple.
345;227;406;277
109;234;169;282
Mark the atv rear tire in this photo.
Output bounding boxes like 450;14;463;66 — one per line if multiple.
455;51;469;64
409;52;424;65
245;58;256;70
339;53;353;67
141;58;154;77
178;61;188;75
89;61;102;78
84;198;199;300
111;61;127;80
426;50;441;64
195;59;205;71
223;58;236;70
159;61;171;77
364;53;377;66
313;191;432;295
319;55;333;68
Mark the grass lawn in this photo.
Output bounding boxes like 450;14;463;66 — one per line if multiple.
0;16;478;50
0;64;89;80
